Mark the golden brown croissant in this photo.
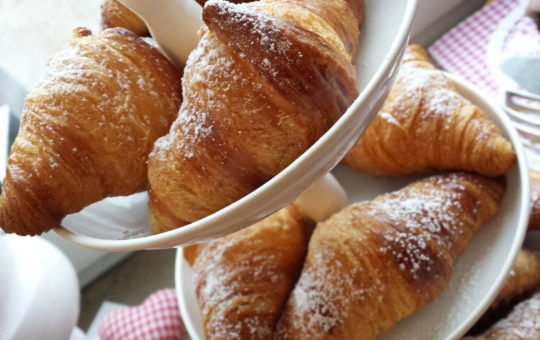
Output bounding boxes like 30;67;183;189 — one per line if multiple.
529;169;540;230
468;249;540;335
0;27;182;235
345;45;516;177
101;0;149;36
463;291;540;340
188;204;313;340
275;173;505;340
492;249;540;310
147;0;364;233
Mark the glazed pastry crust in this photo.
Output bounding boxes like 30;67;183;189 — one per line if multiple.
345;45;516;177
148;0;363;233
0;27;182;235
189;204;313;340
101;0;149;36
276;173;505;340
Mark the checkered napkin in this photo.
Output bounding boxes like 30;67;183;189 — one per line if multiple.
99;289;186;340
429;0;540;99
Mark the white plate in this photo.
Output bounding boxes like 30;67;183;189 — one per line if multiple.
174;73;530;340
55;0;417;251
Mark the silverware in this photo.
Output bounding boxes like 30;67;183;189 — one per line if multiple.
500;56;540;96
503;90;540;145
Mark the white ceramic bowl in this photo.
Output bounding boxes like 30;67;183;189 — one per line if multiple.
0;235;80;340
174;73;530;340
55;0;418;251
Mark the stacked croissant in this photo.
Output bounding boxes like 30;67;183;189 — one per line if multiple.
0;0;536;338
0;0;361;235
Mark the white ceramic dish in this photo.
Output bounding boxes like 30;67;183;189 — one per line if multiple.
174;73;530;340
0;235;80;340
55;0;418;251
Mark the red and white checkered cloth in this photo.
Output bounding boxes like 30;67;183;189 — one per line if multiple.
429;0;540;99
99;289;186;340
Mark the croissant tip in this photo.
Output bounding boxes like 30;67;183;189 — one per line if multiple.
72;27;92;39
202;0;236;27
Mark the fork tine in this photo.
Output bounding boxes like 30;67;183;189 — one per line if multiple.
506;90;540;112
507;89;540;102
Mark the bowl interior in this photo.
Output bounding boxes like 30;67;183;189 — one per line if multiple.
56;0;417;251
174;73;530;340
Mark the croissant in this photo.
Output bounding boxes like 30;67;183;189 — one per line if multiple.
463;291;540;340
345;45;516;177
275;173;505;340
147;0;364;233
492;249;540;310
187;204;313;340
529;169;540;230
101;0;149;36
468;249;540;335
0;27;182;235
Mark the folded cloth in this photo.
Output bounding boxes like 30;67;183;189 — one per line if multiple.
99;288;186;340
429;0;540;99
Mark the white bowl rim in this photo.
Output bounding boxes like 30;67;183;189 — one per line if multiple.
442;72;530;340
54;0;418;251
175;247;200;340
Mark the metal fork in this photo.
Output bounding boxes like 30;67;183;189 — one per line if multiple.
503;90;540;144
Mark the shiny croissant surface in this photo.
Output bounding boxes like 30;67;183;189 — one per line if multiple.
147;0;363;234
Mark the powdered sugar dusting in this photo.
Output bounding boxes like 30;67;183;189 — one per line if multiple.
287;246;385;336
394;65;463;119
371;179;466;248
193;234;290;339
162;10;288;162
379;111;400;125
177;110;213;159
369;174;480;280
205;0;295;78
20;28;182;199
